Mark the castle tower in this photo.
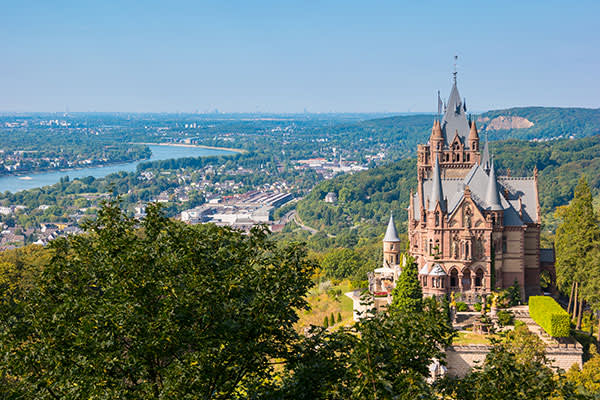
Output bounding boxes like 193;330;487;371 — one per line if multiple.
383;213;401;267
378;72;550;302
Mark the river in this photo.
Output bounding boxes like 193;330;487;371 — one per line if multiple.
0;145;235;193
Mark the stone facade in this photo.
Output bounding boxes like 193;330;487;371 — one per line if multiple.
445;342;583;377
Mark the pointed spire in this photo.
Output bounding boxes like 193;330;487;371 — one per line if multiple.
384;212;400;242
486;159;503;211
469;119;479;142
429;157;445;211
481;134;491;172
431;120;443;140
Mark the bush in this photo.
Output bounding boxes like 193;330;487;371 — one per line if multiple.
514;320;526;329
323;316;329;328
456;302;468;312
529;296;570;337
337;312;342;323
473;302;482;312
497;310;515;327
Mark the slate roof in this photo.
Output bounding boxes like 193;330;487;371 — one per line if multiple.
383;213;400;242
414;163;539;226
441;81;471;148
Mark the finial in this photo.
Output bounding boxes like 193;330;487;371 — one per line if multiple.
453;55;458;84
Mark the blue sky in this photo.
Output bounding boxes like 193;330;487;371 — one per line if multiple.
1;1;599;113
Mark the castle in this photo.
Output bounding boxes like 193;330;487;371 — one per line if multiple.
369;75;555;304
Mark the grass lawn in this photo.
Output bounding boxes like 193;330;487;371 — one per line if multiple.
295;279;356;331
453;331;494;345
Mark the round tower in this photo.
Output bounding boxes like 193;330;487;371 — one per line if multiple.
383;213;401;266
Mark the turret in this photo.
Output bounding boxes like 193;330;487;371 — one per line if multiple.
383;213;401;266
486;159;503;211
468;119;479;151
430;120;444;153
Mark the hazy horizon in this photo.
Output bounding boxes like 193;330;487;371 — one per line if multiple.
3;1;599;113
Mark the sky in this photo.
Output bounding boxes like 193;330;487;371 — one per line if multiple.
1;0;599;113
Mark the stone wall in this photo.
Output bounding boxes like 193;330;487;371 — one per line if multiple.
445;342;583;377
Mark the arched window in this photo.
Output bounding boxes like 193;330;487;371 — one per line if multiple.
475;269;484;287
462;269;472;290
450;268;459;288
465;242;470;258
435;211;440;227
429;239;433;255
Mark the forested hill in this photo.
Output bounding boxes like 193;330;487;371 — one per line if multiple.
321;107;600;161
295;135;600;240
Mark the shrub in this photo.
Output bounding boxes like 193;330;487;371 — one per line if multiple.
497;310;515;327
514;320;526;329
329;313;335;326
323;316;329;328
337;312;342;323
473;302;482;312
529;296;570;337
456;302;468;312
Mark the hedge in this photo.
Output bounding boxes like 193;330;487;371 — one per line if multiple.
529;296;570;337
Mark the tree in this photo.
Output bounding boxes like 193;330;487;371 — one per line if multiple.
391;255;422;313
276;295;454;399
566;346;600;396
0;202;315;399
555;176;600;328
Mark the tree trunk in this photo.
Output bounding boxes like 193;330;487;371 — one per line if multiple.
576;298;584;330
567;281;575;316
573;282;579;322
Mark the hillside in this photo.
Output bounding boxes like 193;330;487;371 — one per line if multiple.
320;107;600;161
294;135;600;244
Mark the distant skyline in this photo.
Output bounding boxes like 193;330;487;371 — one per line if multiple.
2;1;599;113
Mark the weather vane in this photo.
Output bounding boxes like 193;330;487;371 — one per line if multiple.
453;55;458;83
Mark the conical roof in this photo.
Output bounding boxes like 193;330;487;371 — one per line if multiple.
468;119;479;143
383;213;400;242
486;159;503;211
481;135;491;172
429;157;445;211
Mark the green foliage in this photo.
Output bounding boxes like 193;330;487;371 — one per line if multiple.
514;319;526;329
497;280;522;308
337;312;342;323
529;296;571;337
323;316;329;328
566;346;600;396
295;158;416;240
329;313;335;326
391;256;422;313
473;302;482;312
438;325;580;400
0;202;315;399
555;177;600;293
455;301;468;312
278;297;455;399
496;310;515;327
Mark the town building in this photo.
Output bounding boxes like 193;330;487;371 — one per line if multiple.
372;75;554;303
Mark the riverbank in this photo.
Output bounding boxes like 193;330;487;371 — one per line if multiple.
0;144;235;193
131;142;247;154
